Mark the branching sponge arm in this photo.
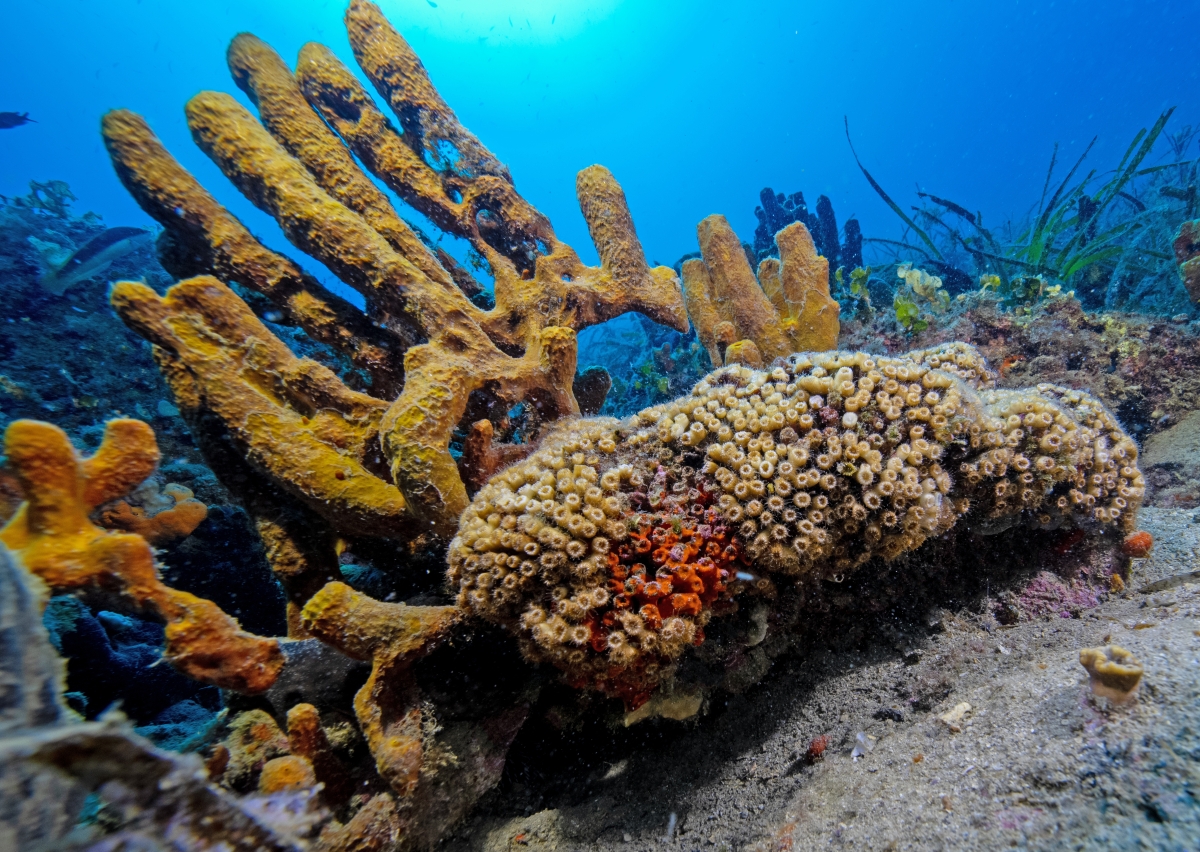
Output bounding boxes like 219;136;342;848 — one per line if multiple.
682;214;840;365
0;419;283;694
104;0;687;565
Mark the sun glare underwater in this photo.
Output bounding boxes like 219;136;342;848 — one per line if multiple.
2;1;1200;850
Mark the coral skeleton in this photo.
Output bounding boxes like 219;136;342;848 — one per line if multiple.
1079;644;1144;703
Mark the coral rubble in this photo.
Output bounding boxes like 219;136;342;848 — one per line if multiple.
450;343;1144;705
682;215;840;368
0;417;282;693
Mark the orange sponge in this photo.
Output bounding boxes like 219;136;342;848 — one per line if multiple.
100;482;209;546
0;418;282;693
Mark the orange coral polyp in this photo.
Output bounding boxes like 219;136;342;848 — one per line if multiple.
639;604;663;631
671;593;703;617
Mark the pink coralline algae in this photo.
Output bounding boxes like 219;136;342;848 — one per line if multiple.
1017;571;1104;619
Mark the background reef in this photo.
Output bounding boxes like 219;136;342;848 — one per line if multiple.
4;5;1200;848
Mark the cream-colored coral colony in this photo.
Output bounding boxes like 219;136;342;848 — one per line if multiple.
451;343;1144;706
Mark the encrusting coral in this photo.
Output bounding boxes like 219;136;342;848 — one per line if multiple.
102;0;687;567
683;214;840;369
0;418;282;693
450;343;1145;707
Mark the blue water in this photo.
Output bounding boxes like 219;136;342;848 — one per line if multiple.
2;0;1197;275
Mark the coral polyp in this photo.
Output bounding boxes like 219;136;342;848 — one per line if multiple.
450;343;1145;705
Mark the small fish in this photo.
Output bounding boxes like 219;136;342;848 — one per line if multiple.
0;111;35;130
33;227;151;295
426;0;437;6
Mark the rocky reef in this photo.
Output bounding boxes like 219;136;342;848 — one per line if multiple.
4;1;1199;848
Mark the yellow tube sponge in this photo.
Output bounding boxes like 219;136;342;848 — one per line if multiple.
683;216;840;367
102;0;686;547
0;419;282;693
301;581;461;798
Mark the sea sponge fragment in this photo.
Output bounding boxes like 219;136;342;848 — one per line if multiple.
683;215;840;367
300;581;461;798
98;480;209;546
0;418;282;693
1079;644;1144;703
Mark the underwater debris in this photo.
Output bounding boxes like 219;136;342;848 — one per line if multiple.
450;343;1144;705
682;214;840;368
938;702;971;733
1079;644;1144;703
32;719;330;849
0;418;283;693
851;731;877;759
805;734;830;763
31;226;151;295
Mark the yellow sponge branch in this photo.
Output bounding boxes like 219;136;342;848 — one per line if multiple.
102;0;686;548
0;419;282;694
683;215;840;366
